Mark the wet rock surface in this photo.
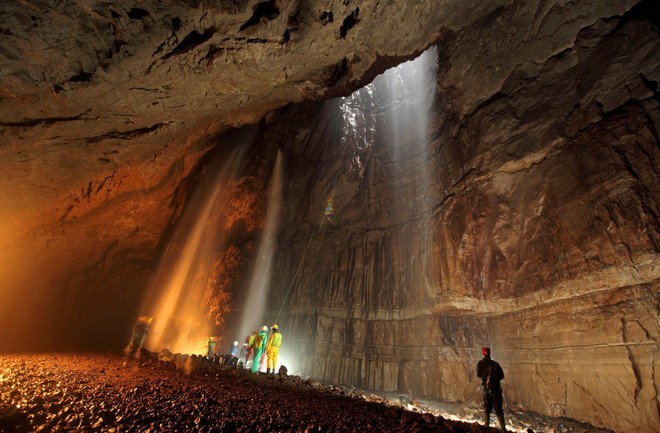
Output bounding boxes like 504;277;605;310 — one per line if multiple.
259;2;660;432
0;353;615;433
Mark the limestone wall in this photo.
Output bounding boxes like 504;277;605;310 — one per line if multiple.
263;2;660;431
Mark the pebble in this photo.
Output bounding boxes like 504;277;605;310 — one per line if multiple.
0;354;614;433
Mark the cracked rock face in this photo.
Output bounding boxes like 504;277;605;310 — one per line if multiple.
0;0;451;349
249;2;659;432
0;1;659;433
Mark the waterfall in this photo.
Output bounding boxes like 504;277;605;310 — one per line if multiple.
335;48;438;303
378;47;437;215
141;146;248;355
236;150;284;340
338;48;437;215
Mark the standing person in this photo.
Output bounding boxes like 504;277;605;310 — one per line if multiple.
126;316;153;357
476;347;506;431
250;326;268;373
244;331;257;370
266;324;283;374
229;341;239;366
206;337;217;360
238;342;248;368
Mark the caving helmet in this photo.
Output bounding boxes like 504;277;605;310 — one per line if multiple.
481;347;491;357
262;325;268;332
271;324;278;330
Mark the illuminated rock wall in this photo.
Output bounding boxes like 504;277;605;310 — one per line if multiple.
264;2;660;432
0;0;457;351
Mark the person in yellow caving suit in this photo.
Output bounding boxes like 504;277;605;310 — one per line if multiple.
266;324;283;374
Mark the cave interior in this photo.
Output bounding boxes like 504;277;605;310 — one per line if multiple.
0;1;658;432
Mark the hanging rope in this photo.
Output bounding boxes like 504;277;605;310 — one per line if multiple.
273;180;339;325
273;217;324;324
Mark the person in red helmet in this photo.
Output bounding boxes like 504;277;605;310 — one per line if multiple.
476;347;506;431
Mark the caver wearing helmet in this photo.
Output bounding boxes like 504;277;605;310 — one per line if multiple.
251;326;269;373
266;324;282;374
206;336;217;360
476;347;506;431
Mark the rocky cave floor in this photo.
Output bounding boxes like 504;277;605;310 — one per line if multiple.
0;353;614;433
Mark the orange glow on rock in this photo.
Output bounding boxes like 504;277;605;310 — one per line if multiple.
140;147;249;355
205;248;240;327
224;179;261;231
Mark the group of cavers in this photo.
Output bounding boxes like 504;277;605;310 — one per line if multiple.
128;318;506;431
209;324;283;375
126;317;284;375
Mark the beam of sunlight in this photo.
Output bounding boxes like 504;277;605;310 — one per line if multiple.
237;150;284;340
140;146;248;355
376;48;437;221
336;48;438;305
384;48;438;306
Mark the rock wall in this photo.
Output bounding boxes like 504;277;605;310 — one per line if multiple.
0;0;457;350
259;2;660;432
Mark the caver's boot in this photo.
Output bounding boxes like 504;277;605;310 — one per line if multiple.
497;414;506;431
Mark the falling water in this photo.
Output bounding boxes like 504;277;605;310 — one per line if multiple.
335;48;438;303
141;146;248;355
337;48;437;215
236;150;284;340
379;48;437;301
378;47;437;216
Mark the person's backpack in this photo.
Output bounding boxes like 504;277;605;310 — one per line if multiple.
484;362;499;394
253;333;264;348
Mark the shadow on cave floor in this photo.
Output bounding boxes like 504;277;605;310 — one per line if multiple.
0;353;613;433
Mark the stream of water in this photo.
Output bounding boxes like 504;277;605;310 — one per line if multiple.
236;150;284;340
141;146;248;355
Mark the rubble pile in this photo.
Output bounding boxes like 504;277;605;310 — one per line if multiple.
0;353;489;433
0;353;617;433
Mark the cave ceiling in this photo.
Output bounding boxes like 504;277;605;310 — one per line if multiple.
1;0;489;351
0;0;463;249
1;0;642;252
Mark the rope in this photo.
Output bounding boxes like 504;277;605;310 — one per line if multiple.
273;179;338;325
273;218;324;324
